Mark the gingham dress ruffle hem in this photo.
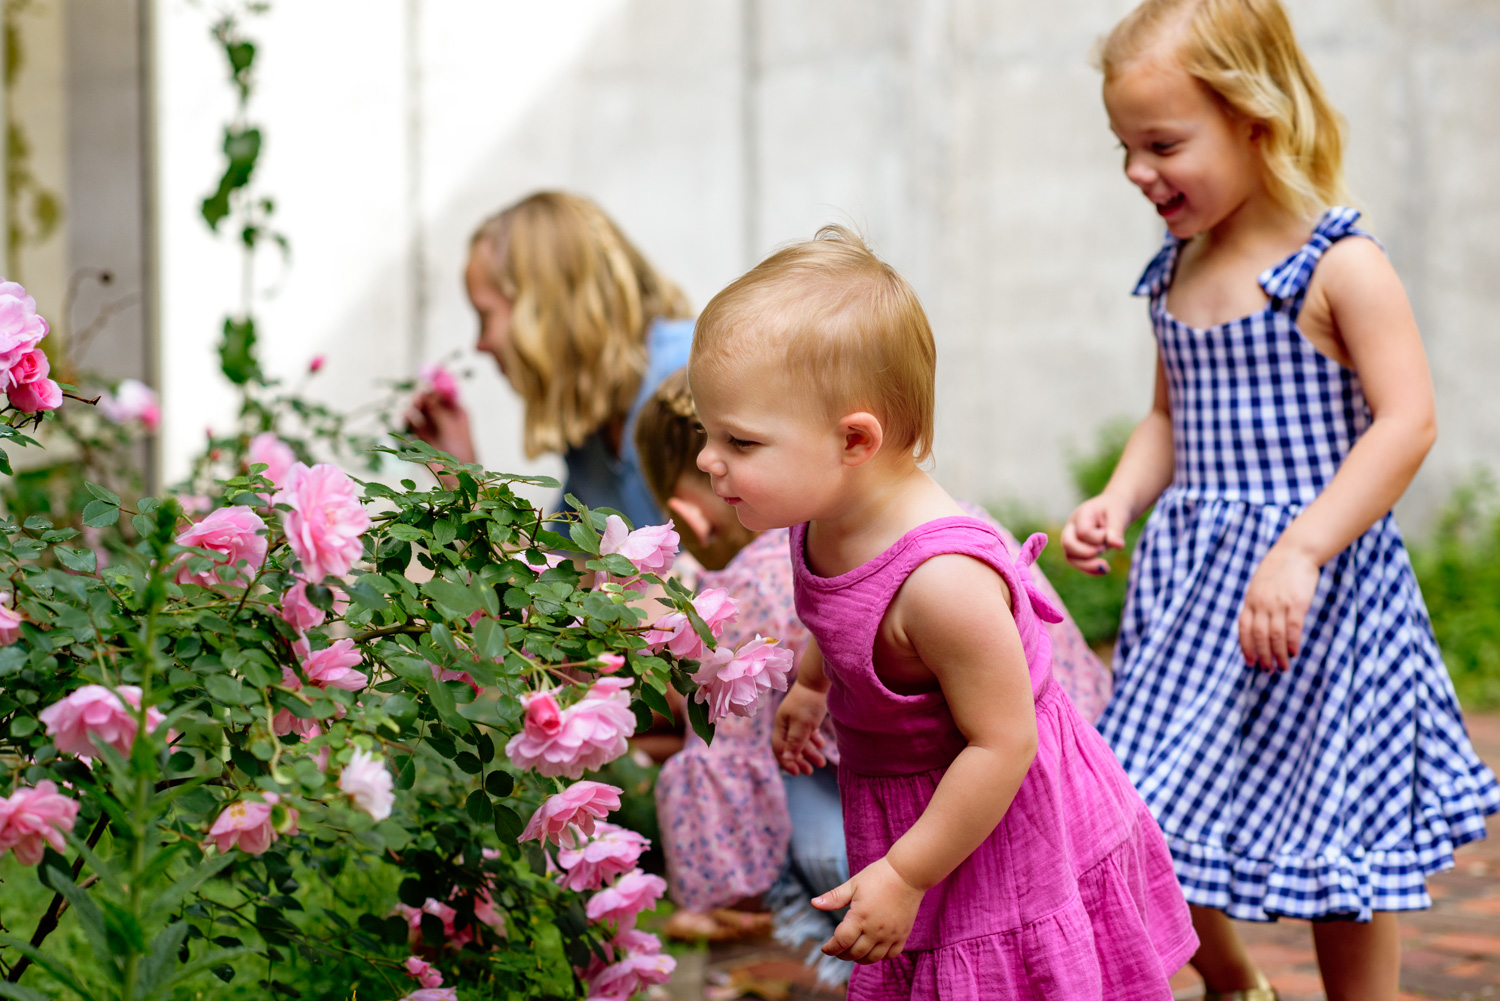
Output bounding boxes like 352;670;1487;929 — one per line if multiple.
1097;207;1500;922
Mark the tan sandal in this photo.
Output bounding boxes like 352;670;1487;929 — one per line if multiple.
1204;971;1278;1001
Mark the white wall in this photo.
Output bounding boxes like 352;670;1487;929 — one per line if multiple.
156;0;1500;528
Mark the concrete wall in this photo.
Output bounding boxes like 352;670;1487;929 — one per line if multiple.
154;0;1500;528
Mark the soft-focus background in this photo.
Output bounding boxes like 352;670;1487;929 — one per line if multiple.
9;0;1497;522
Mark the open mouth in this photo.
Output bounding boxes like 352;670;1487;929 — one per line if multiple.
1155;193;1185;217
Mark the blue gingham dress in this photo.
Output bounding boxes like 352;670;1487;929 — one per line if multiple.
1097;207;1500;922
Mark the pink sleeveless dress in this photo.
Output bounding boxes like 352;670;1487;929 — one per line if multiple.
790;516;1196;1000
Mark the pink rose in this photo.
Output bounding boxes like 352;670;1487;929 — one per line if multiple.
403;956;443;989
394;898;472;949
518;781;623;847
280;578;348;631
206;792;297;855
294;635;367;692
0;598;22;645
642;588;739;661
339;748;394;820
581;929;675;1000
428;662;480;697
598;516;678;576
690;635;794;723
177;494;213;515
0;282;49;389
174;506;268;587
0;780;79;865
556;821;649;892
472;889;506;933
5;349;61;414
595;653;624;675
420;363;460;406
39;684;167;759
273;462;371;582
399;990;457;1001
585;869;667;927
248;432;298;490
505;680;636;779
97;378;160;431
309;355;325;374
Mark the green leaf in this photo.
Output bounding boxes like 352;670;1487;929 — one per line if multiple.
218;315;260;385
137;920;190;996
484;771;513;798
84;481;122;506
687;696;716;747
205;673;248;705
0;982;65;1001
424;577;482;620
53;546;98;574
465;789;493;824
492;803;524;842
81;499;120;528
639;682;673;720
568;518;600;556
453;751;482;775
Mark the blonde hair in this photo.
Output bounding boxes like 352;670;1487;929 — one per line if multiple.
471;191;693;458
634;367;706;514
1100;0;1351;219
691;226;935;463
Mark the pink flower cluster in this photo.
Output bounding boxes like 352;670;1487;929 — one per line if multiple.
0;781;79;865
39;684;167;759
273;462;371;582
294;635;367;692
505;678;636;779
0;282;60;413
579;928;675;1001
420;363;461;407
404;956;443;989
206;792;298;855
97;379;160;431
518;781;623;847
174;506;268;587
598;517;678;580
248;432;297;490
642;587;738;661
339;748;394;820
690;635;795;723
556;821;650;892
0;596;23;645
280;578;348;631
585;868;667;927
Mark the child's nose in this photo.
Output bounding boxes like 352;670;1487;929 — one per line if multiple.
1124;152;1156;189
697;445;724;476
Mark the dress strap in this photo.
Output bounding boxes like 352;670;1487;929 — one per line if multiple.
1132;230;1182;298
1258;206;1376;301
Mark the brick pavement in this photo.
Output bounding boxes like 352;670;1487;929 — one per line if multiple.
666;714;1500;1001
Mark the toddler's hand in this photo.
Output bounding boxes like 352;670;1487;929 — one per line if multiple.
814;856;925;964
772;683;828;776
404;389;477;466
1061;493;1131;575
1239;543;1321;670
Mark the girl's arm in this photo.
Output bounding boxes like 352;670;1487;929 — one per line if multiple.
814;555;1037;964
1241;239;1437;669
1061;353;1175;573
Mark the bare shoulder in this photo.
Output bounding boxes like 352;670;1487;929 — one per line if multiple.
1310;234;1404;304
891;554;1013;634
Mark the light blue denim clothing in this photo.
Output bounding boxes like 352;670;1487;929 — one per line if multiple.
559;317;694;528
767;766;852;986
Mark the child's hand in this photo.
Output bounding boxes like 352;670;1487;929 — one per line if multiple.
814;856;925;964
405;389;478;466
772;683;828;775
1239;542;1321;670
1061;493;1131;575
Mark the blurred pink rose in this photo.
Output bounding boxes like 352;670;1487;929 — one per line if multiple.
248;432;297;490
294;635;367;692
177;494;213;515
399;990;456;1001
271;666;327;739
420;363;460;406
39;684;167;759
207;792;297;855
0;598;22;645
339;748;393;820
97;378;160;431
585;869;667;927
518;781;623;847
174;506;268;587
274;462;371;581
0;282;49;389
595;653;625;675
403;956;442;989
428;662;480;696
309;355;325;374
5;348;61;414
0;780;79;865
280;579;348;632
581;928;675;1000
556;821;649;892
690;635;794;723
394;897;472;949
472;889;506;933
505;679;636;779
598;516;678;576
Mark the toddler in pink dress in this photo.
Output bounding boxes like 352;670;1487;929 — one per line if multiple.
688;228;1195;999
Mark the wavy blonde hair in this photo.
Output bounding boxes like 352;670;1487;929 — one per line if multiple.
691;225;936;463
1100;0;1351;219
471;192;692;458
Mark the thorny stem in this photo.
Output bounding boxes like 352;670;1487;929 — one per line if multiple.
4;813;110;984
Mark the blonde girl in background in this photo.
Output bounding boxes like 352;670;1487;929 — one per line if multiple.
408;191;694;526
1064;2;1500;998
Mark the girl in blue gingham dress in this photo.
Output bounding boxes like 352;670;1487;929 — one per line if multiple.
1070;1;1500;995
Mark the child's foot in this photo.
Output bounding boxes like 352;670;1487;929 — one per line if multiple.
1204;971;1277;1000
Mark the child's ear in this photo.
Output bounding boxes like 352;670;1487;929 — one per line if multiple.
666;495;716;548
838;412;884;468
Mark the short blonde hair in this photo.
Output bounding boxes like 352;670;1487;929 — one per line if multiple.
691;226;935;463
1100;0;1351;219
472;191;693;458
